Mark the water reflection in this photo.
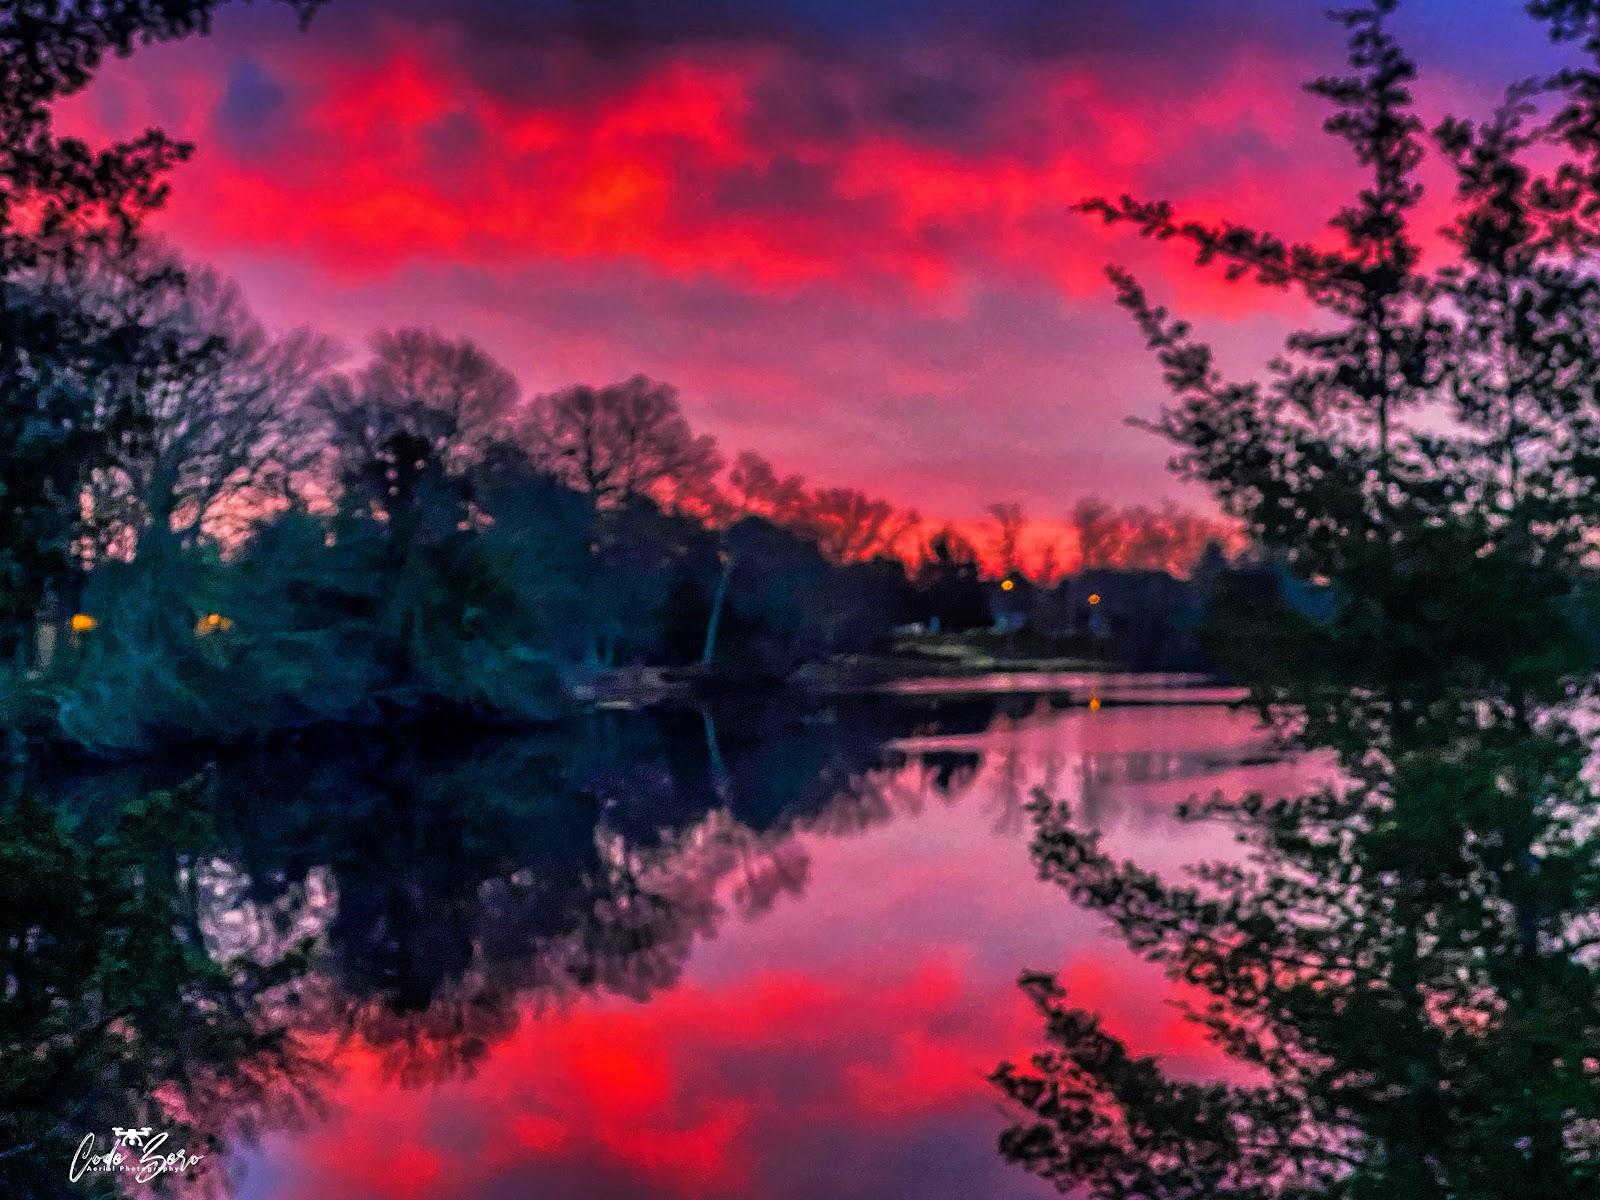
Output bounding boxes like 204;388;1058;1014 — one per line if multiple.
882;671;1244;705
993;697;1600;1194
5;686;1312;1198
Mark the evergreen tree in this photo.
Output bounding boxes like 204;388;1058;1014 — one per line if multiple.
995;3;1600;1195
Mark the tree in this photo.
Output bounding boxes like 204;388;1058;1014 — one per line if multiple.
1070;496;1124;569
800;487;919;563
995;2;1600;1196
1072;495;1238;575
322;327;519;504
1033;540;1064;586
711;518;830;675
318;328;519;560
470;439;599;669
914;526;989;631
355;328;517;461
986;501;1027;577
257;332;574;729
521;375;722;511
723;449;919;567
584;502;712;667
0;0;322;656
64;252;337;557
726;450;808;522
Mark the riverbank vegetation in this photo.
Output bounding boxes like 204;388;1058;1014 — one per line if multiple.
993;2;1600;1194
0;3;1247;758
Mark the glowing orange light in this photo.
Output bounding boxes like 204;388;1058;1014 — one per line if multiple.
1000;579;1015;592
69;613;97;633
1088;593;1101;605
1088;695;1101;711
195;612;235;636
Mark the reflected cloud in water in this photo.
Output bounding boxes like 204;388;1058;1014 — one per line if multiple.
9;688;1320;1198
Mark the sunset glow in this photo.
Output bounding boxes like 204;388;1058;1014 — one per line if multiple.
10;6;1600;1199
54;0;1563;525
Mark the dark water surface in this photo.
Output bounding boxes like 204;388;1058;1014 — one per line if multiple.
27;682;1324;1199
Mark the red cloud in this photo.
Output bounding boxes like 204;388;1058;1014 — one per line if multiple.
52;11;1470;524
61;19;1346;312
250;950;1241;1200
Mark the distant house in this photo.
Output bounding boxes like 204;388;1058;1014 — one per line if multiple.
1007;556;1337;672
1054;568;1206;669
986;573;1034;632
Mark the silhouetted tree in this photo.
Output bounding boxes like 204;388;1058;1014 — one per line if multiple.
64;251;336;556
1033;540;1064;586
726;450;808;522
18;329;574;748
521;375;722;511
1070;496;1122;569
986;501;1027;576
322;327;519;518
0;0;321;658
996;3;1600;1196
915;526;990;631
317;331;530;699
800;486;919;563
1072;494;1236;575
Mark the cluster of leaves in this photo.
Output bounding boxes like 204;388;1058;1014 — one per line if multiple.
0;779;319;1198
994;2;1600;1196
0;0;324;658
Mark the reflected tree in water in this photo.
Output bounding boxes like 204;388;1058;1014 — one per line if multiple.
1;681;1040;1188
995;2;1600;1196
996;712;1600;1195
0;782;325;1199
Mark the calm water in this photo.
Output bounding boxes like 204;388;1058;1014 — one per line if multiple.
38;682;1327;1199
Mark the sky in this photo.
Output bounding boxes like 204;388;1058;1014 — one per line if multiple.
58;0;1573;529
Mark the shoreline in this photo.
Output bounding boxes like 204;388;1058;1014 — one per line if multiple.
12;660;1239;766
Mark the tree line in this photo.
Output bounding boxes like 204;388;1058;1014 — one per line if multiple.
0;2;1239;757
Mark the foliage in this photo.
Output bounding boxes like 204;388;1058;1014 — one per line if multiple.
715;516;909;677
40;250;336;558
522;375;722;512
0;779;316;1199
26;475;582;755
0;0;1232;753
994;2;1600;1196
1071;495;1242;577
0;0;322;656
914;526;991;631
725;450;920;564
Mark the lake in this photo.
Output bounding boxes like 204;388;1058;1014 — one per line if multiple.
23;679;1328;1199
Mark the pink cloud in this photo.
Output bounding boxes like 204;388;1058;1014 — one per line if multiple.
254;948;1237;1200
48;4;1539;523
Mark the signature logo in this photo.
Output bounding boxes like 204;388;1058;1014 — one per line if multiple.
69;1126;204;1185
